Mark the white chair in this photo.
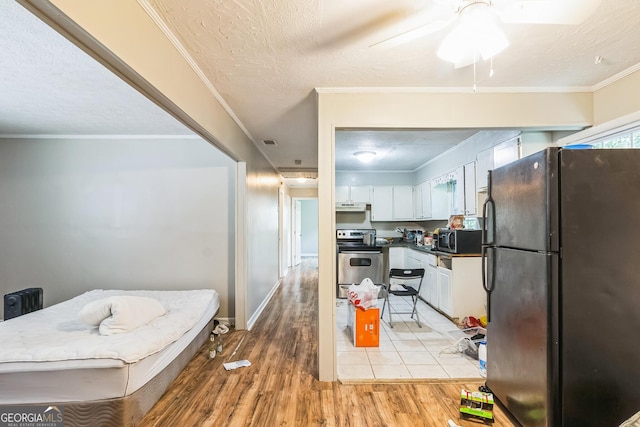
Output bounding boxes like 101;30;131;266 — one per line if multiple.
380;268;425;328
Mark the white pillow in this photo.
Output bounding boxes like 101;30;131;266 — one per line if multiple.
78;296;167;335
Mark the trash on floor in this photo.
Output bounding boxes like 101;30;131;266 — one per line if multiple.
440;326;486;360
223;360;251;371
209;319;230;359
347;278;379;310
459;388;494;423
346;301;379;347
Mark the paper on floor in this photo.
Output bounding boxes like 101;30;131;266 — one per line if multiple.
223;360;251;371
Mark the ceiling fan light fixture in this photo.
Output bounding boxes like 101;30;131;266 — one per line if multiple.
437;1;508;65
354;151;377;163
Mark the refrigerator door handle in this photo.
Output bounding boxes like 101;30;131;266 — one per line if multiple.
482;170;496;322
482;170;496;247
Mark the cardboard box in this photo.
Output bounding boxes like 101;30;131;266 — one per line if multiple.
347;303;380;347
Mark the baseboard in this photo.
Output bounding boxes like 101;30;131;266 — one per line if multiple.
246;280;281;331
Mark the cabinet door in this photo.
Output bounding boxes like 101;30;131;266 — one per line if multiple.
371;186;393;221
336;186;350;203
453;166;465;215
421;182;432;219
418;263;429;301
464;161;477;216
414;183;423;219
427;264;438;307
476;147;493;191
350;186;371;203
392;186;414;220
431;182;449;220
437;267;453;316
493;138;520;169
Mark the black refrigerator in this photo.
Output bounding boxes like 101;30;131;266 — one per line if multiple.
482;147;640;427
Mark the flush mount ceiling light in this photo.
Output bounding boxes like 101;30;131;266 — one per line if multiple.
437;1;508;69
354;151;377;163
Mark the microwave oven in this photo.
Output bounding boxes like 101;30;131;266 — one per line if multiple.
435;229;482;254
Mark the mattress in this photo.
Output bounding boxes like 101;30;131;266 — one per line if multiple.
0;289;219;404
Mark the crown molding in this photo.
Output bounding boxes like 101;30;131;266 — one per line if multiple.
315;86;593;94
592;62;640;91
0;134;202;140
135;0;281;170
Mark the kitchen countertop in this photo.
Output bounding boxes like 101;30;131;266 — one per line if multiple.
378;242;482;257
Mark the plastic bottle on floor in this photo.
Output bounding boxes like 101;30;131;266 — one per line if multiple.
478;341;487;378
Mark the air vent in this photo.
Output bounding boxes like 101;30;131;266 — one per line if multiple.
279;168;318;179
261;139;277;146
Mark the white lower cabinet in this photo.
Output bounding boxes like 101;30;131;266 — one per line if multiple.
427;264;438;307
390;248;486;324
435;256;485;324
437;267;453;316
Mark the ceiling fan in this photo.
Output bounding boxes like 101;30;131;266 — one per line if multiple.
371;0;602;69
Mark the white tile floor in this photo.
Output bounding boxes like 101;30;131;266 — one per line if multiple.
336;296;484;381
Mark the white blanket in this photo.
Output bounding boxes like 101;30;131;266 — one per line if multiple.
0;289;218;363
78;296;167;335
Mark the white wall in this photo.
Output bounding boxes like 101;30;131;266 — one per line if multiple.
335;171;413;187
0;137;236;320
300;199;318;256
27;0;282;330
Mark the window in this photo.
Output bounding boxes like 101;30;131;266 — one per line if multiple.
588;127;640;149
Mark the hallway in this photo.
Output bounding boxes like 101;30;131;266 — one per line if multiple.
139;257;516;426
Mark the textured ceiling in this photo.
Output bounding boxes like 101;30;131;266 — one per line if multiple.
2;0;640;180
0;1;192;137
145;0;640;172
335;129;480;171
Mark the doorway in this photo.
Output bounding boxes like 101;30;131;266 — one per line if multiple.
292;197;318;266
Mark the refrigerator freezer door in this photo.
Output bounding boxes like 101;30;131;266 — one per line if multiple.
559;149;640;426
486;247;559;427
489;148;559;252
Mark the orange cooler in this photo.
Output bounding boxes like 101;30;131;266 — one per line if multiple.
347;303;380;347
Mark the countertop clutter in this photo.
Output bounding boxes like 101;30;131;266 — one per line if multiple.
379;241;481;257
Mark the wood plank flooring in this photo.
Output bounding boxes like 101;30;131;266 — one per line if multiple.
139;258;518;427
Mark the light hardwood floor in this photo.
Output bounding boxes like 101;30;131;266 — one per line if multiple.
139;257;517;426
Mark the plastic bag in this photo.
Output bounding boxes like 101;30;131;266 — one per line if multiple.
348;278;379;310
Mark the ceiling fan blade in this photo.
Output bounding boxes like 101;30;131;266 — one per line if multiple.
369;17;454;48
498;0;602;25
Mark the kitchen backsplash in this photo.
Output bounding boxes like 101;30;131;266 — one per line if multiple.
336;209;447;237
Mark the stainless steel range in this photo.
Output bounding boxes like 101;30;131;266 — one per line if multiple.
336;229;383;298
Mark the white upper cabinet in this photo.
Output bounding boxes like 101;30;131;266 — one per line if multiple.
431;181;449;220
336;185;371;203
392;186;414;220
414;182;424;219
336;186;350;203
493;138;520;169
371;186;393;221
420;181;432;219
476;147;493;191
431;181;450;219
453;166;465;215
371;186;414;221
350;186;371;203
463;161;477;216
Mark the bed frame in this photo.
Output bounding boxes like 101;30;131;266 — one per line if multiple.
13;318;213;427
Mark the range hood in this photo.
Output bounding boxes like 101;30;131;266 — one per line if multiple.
335;202;366;212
